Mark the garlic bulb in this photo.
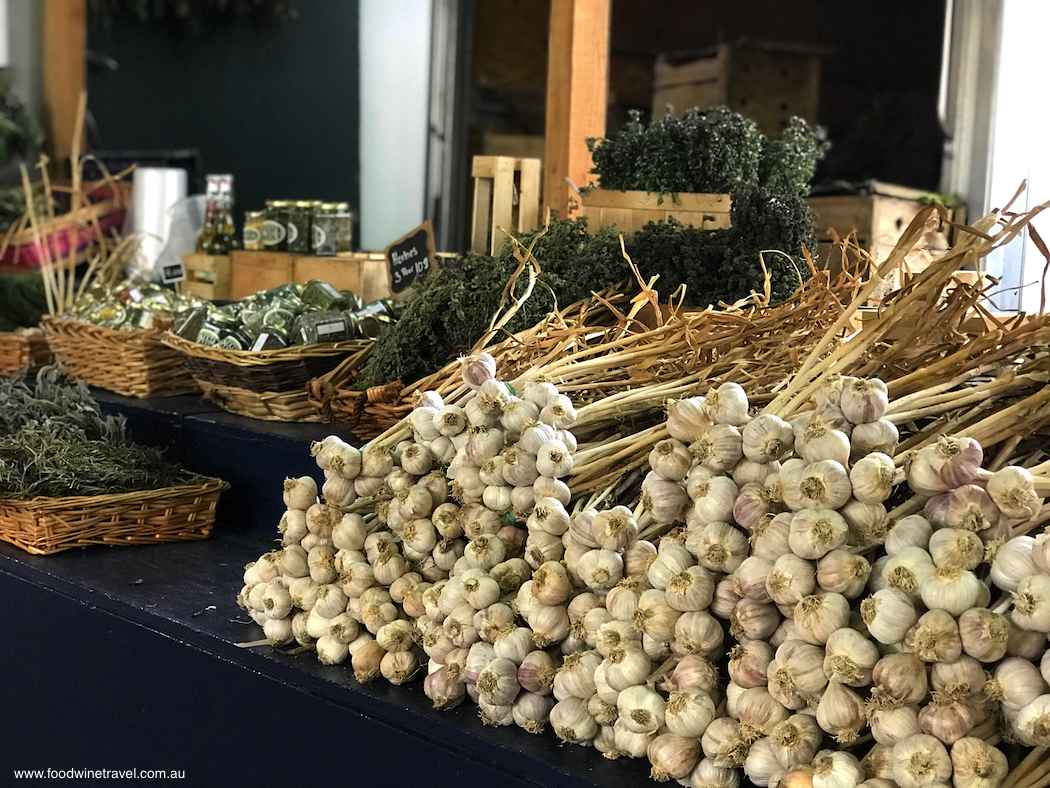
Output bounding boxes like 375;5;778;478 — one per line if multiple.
1014;694;1050;746
617;684;666;734
885;514;932;556
920;565;983;616
840;377;888;423
991;658;1048;710
648;732;702;782
742;414;794;463
664;689;717;738
906;609;963;663
861;588;918;645
701;717;749;769
691;424;744;473
767;553;816;607
690;521;749;573
642;473;689;523
958;608;1010;663
283;475;318;511
949;738;1007;788
849;419;899;461
891;736;952;788
691;475;739;524
667;396;711;442
811;750;864;788
767;641;828;710
750;513;793;563
815;681;866;743
908;436;983;496
1011;574;1050;632
666;565;716;612
882;546;935;600
869;703;920;746
990;535;1036;592
743;738;784;788
769;713;822;769
872;652;928;705
590;506;639;552
822;627;879;686
539;394;577;430
987;465;1041;519
793;593;850;645
849;452;896;504
788;509;848;560
649;438;693;482
603;646;651;691
918;695;978;744
795;460;851;510
816;550;871;599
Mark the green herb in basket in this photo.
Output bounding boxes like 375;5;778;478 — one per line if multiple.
0;365;189;498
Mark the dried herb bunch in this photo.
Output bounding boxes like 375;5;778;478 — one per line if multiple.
588;108;827;198
0;366;188;498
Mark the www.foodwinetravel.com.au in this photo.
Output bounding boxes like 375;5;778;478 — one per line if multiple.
12;768;185;780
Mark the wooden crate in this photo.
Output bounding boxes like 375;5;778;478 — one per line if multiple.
181;254;231;301
229;250;392;302
471;156;542;255
294;254;390;304
578;190;731;235
653;41;822;135
807;183;964;252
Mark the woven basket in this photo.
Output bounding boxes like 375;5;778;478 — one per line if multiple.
41;316;199;398
0;328;52;375
161;332;372;421
0;476;227;555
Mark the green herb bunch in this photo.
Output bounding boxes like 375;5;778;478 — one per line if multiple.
0;366;188;498
587;107;827;197
0;272;48;331
355;107;827;387
356;220;628;388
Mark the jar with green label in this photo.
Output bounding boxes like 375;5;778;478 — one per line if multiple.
312;204;339;256
334;203;354;252
263;200;288;251
286;201;313;253
243;211;265;250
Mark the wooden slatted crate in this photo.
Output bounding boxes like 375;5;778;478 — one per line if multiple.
578;189;731;235
471;156;542;255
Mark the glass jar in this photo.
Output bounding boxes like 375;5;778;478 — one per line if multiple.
263;200;288;252
297;310;350;343
312;204;339;256
333;202;354;252
287;201;313;253
243;211;265;250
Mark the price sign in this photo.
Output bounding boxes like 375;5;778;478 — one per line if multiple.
385;220;437;298
160;262;186;284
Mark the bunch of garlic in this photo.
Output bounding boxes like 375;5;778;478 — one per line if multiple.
236;438;377;670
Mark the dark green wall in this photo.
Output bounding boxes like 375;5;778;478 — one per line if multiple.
87;1;360;221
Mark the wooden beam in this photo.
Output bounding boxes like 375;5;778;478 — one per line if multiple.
42;0;87;162
544;0;610;217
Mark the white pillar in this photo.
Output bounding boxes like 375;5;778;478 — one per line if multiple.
359;0;434;251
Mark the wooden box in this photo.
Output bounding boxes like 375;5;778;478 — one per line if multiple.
578;189;731;235
807;183;964;252
653;42;822;136
181;254;231;301
471;156;542;255
229;250;392;303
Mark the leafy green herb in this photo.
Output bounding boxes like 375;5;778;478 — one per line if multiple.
588;108;827;198
355;107;827;387
0;272;48;331
0;366;190;498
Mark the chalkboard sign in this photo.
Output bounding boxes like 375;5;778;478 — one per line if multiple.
385;220;437;298
160;261;186;284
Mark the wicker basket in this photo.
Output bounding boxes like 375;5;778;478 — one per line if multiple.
0;328;52;375
41;315;199;398
0;476;227;555
161;332;373;422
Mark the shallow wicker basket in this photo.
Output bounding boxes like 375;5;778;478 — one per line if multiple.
42;315;199;398
0;328;52;375
161;332;373;422
0;476;227;555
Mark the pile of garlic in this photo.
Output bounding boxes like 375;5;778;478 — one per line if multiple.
237;364;1050;788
